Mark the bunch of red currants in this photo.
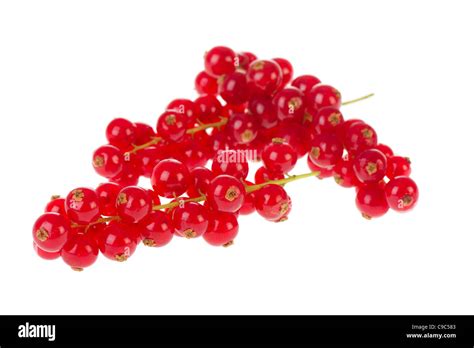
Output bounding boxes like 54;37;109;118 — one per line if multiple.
32;46;419;271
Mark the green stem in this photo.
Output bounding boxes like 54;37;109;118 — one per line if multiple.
342;93;374;106
186;116;228;135
245;171;321;193
152;195;206;211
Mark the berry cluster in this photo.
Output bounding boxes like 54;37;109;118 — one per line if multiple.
32;46;419;271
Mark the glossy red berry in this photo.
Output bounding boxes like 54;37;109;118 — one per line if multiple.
139;211;174;247
219;71;250;105
356;184;389;219
211;150;249;180
106;118;136;149
207;175;246;213
375;143;394;159
344;122;378;154
156;110;187;142
227;112;259;144
312;106;344;134
272;122;311;158
61;234;99;271
387;156;411;179
45;196;67;217
262;138;297;173
195;70;218;95
272;87;306;122
151;159;190;198
32;212;69;252
187;166;214;197
179;140;209;169
98;221;138;262
246;59;283;96
111;161;140;187
353;149;387;184
332;158;361;188
248;96;278;129
135;146;160;178
133;122;156;145
273;58;293;87
254;166;284;184
33;242;61;260
291;75;321;96
306;155;334;179
172;202;209;239
204;46;236;77
65;187;100;224
309;133;344;168
385;176;419;212
307;84;341;111
116;186;152;223
254;184;291;222
194;95;222;123
239;181;256;215
92;145;123;178
237;51;257;70
166;99;197;126
204;211;239;246
96;182;121;216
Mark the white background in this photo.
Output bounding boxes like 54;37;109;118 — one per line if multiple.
0;0;473;315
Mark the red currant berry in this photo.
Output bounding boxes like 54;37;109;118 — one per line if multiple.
254;166;285;184
204;211;239;247
254;184;291;221
61;234;99;271
272;87;306;122
151;159;190;198
167;99;197;126
307;84;341;111
194;95;223;124
139;211;174;247
98;221;138;262
332;158;361;188
312;106;344;134
273;58;293;87
135;146;160;178
116;186;152;223
32;212;69;252
353;149;387;184
96;182;121;216
248;96;278;129
45;196;67;217
385;176;419;212
219;71;250;105
344;122;378;154
209;129;229;153
291;75;321;96
65;188;100;224
212;149;249;180
387;156;411;179
195;70;218;95
306;155;334;179
237;51;257;70
188;166;214;198
92;145;123;179
374;143;394;159
262;138;297;173
239;181;256;215
106;118;136;149
111;161;140;187
309;133;344;168
246;59;283;96
156;111;187;142
33;242;61;260
356;184;389;219
172;202;209;239
272;122;311;158
133;122;156;145
227;112;259;144
207;175;246;213
179;140;209;169
204;46;236;77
